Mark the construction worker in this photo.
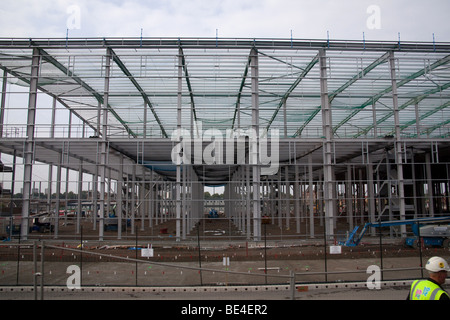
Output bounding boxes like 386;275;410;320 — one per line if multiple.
407;256;449;300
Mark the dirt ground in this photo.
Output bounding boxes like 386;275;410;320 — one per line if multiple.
2;215;448;263
0;216;448;288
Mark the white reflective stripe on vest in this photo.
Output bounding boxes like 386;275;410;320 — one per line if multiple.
411;280;448;300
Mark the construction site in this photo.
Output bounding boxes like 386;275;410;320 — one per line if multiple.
0;38;449;298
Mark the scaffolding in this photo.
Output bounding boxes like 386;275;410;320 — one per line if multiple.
0;38;449;242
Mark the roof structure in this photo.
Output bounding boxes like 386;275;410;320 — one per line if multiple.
0;38;449;137
0;38;449;183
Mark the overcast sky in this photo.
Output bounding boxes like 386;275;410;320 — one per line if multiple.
0;0;449;42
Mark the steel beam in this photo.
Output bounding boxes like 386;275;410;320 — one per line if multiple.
294;52;389;137
266;54;319;133
3;38;450;52
110;48;168;138
0;70;7;139
231;52;252;130
400;100;450;134
421;118;450;137
38;47;135;138
178;45;198;124
356;81;450;138
335;53;450;134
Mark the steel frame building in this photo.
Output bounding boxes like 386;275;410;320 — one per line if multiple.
0;38;449;241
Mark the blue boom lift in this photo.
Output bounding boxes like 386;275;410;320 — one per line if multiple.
340;216;450;247
208;208;219;218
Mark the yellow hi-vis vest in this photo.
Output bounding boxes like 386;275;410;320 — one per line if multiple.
410;280;449;300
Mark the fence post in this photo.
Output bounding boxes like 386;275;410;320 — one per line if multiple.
379;221;384;281
290;271;295;300
323;225;328;282
40;241;45;300
16;219;20;285
197;221;203;286
417;220;424;279
33;241;37;300
32;241;45;300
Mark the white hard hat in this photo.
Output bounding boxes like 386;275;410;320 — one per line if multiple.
425;256;450;273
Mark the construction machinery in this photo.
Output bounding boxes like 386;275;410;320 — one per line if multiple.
340;216;450;247
30;216;54;233
208;208;219;218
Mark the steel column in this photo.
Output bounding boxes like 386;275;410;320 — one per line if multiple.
50;97;56;138
54;153;62;238
46;164;53;226
425;153;434;217
117;155;123;239
77;160;83;234
98;48;112;241
250;47;261;241
140;172;146;232
277;168;283;228
366;152;376;236
131;163;136;233
415;103;420;136
308;154;315;238
389;51;407;236
182;164;187;240
0;70;7;139
285;166;290;229
346;165;354;231
319;49;335;239
92;162;98;231
176;47;183;241
21;47;41;240
246;164;251;239
294;164;300;233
